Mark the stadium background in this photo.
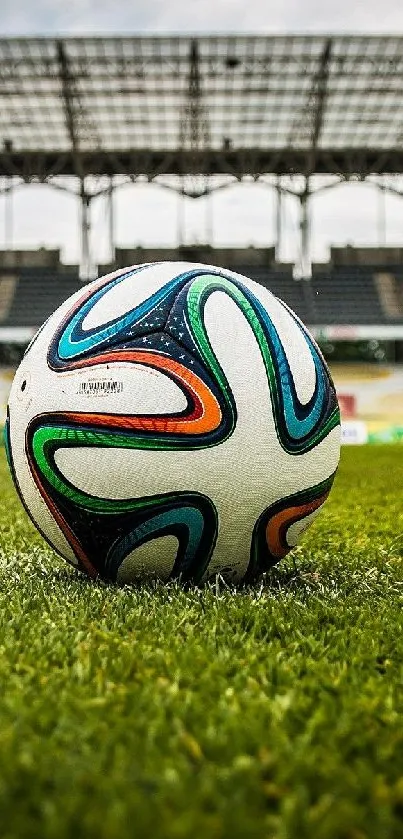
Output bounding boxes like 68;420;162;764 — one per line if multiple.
2;34;403;443
2;33;403;839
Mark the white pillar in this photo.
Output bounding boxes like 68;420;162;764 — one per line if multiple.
298;180;312;279
4;179;13;251
274;177;282;260
205;186;213;246
377;184;386;246
107;177;115;264
177;183;185;248
79;179;95;281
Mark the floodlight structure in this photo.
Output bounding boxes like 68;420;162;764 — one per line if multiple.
2;35;403;277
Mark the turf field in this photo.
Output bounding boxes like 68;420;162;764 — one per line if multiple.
0;446;402;839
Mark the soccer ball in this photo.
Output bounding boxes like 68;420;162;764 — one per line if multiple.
6;262;340;585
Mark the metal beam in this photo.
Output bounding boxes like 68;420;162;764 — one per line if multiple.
56;40;83;178
4;148;403;180
57;43;77;147
310;39;332;157
295;40;331;283
5;36;403;172
179;38;210;189
188;39;203;149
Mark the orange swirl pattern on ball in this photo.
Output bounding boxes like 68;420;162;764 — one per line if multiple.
61;349;222;436
266;492;330;560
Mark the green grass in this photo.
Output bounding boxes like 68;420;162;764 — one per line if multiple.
0;447;403;839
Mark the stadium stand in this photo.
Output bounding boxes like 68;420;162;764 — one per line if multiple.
0;252;80;334
0;276;18;324
373;273;403;319
310;269;387;325
328;246;403;269
110;246;279;270
229;265;312;324
312;247;403;325
1;246;403;337
0;249;63;270
0;269;80;330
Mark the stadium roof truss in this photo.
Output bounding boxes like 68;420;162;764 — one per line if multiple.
2;34;403;182
3;35;403;279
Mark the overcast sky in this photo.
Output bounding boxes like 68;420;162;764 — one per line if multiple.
2;0;403;268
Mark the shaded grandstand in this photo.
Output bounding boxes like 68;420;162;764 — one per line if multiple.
1;247;403;353
0;251;81;347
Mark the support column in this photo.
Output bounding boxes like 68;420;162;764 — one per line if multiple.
298;179;312;279
205;185;213;246
107;177;115;265
4;178;13;252
377;184;386;246
79;179;95;281
177;182;185;249
296;178;317;324
274;177;282;260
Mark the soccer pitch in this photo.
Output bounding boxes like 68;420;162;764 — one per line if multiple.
0;446;402;839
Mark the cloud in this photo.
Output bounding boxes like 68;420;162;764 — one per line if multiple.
3;0;403;35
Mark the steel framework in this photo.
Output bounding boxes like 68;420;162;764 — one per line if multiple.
2;34;403;275
3;34;403;177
